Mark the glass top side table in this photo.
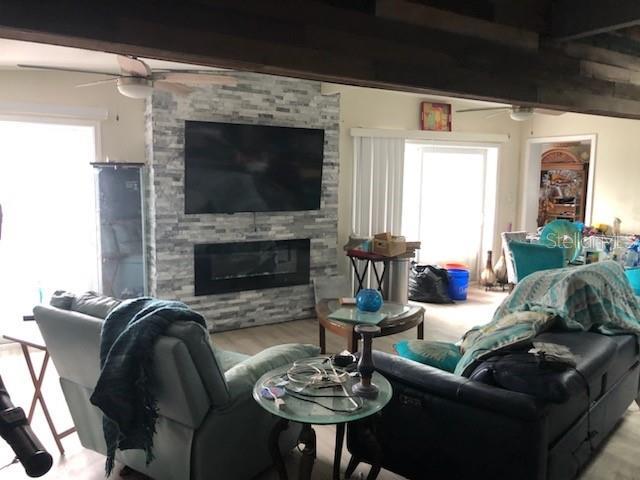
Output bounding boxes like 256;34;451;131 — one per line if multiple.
253;361;392;480
315;299;424;353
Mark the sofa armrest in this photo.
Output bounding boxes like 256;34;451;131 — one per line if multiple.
225;344;319;400
373;351;545;421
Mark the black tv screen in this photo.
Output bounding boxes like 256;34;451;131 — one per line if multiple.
184;120;325;214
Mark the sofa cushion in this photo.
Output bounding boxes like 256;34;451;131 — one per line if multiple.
70;291;121;319
394;340;461;373
534;331;617;398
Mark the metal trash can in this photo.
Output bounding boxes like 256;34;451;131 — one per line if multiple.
382;257;410;303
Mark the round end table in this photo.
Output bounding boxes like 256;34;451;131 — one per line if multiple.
253;360;392;480
316;299;425;353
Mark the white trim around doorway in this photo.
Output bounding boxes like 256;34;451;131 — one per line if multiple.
520;133;597;231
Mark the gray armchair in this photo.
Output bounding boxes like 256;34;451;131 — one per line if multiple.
34;299;318;480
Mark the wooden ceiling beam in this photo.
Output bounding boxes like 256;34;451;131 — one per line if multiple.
563;42;640;72
552;0;640;42
2;0;640;118
375;0;539;51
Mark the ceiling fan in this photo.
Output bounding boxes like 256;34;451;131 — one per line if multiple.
456;105;564;121
18;55;237;99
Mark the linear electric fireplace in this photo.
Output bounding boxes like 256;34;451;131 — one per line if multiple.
194;239;311;295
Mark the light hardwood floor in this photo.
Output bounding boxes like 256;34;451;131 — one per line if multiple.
1;287;638;479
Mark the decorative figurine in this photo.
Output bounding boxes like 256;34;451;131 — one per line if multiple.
494;254;508;286
352;324;381;399
480;250;497;288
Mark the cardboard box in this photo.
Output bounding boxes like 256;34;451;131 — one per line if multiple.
373;232;407;257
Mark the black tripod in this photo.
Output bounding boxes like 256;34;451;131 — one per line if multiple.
0;374;52;477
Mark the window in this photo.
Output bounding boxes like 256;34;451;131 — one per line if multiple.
0;119;99;328
402;143;498;277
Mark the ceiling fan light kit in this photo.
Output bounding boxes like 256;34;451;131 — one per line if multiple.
509;107;534;122
116;77;153;99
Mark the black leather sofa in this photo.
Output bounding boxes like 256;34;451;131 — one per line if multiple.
346;331;640;480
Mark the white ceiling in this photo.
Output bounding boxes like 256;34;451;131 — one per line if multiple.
0;38;222;73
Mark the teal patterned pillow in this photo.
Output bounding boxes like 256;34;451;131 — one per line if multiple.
394;340;462;372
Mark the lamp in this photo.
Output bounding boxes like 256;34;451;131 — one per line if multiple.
510;106;534;122
117;77;153;99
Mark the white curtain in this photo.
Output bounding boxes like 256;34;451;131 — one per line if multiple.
352;136;405;237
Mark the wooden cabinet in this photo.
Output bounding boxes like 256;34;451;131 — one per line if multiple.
537;148;589;226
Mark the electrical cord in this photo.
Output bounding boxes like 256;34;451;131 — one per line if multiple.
261;356;363;413
284;390;363;414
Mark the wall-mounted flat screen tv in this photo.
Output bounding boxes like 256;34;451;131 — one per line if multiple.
184;120;325;214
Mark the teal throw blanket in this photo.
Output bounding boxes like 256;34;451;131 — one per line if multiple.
90;298;207;476
454;261;640;376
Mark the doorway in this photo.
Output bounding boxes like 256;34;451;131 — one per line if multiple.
401;142;498;278
521;134;597;231
0;118;99;330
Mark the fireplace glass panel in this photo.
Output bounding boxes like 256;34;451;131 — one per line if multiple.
194;239;310;295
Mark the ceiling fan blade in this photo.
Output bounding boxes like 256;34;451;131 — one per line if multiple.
154;81;194;95
534;108;565;116
117;55;152;77
152;72;237;86
486;110;507;119
456;107;510;113
75;78;120;88
17;64;116;76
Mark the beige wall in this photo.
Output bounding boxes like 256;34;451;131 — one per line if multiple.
321;83;523;273
521;112;640;234
0;71;146;162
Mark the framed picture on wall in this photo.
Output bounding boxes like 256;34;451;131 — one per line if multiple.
420;102;452;131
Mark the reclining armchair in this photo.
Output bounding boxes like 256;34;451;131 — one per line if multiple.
34;297;318;480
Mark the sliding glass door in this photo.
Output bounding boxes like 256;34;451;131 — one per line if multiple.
402;143;496;278
0;119;98;331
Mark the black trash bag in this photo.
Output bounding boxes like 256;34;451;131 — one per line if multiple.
408;263;453;304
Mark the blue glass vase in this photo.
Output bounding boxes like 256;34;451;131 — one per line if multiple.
356;288;383;312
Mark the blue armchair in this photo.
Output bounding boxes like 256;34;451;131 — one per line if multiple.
509;241;565;282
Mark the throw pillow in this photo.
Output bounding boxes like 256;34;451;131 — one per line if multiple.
394;340;462;372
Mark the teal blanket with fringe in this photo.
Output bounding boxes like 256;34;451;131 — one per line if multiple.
454;261;640;376
90;298;206;476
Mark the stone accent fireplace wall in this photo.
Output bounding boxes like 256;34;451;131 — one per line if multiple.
145;72;339;331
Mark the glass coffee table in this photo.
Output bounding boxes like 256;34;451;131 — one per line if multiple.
315;299;425;353
253;359;392;480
